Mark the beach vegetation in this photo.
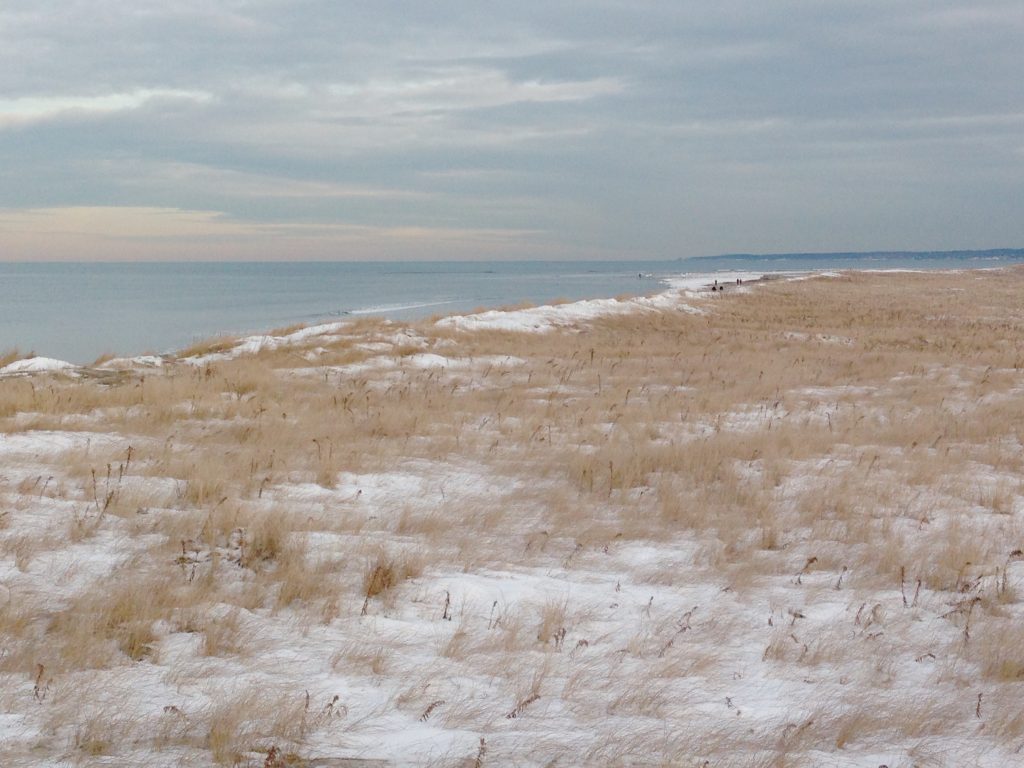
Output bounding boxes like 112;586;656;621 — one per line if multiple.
3;267;1024;764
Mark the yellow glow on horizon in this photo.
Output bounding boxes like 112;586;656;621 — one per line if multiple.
0;206;549;261
0;206;252;240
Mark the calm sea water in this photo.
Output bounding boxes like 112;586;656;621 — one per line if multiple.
2;253;1021;364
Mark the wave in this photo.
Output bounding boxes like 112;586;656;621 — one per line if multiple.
345;299;460;316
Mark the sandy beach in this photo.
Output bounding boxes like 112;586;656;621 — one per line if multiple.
2;267;1024;766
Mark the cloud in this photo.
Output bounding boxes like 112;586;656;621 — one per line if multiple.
0;206;246;240
322;70;625;115
0;1;1022;259
914;5;1024;30
0;206;556;261
141;163;432;202
0;89;212;129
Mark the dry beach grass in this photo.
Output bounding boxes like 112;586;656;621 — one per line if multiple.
2;268;1024;766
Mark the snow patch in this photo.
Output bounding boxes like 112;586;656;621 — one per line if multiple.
0;356;77;375
98;354;166;369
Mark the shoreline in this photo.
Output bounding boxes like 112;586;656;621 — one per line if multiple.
0;269;790;376
2;267;1024;766
5;255;1021;367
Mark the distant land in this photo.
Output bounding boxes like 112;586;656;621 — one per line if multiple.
684;248;1024;262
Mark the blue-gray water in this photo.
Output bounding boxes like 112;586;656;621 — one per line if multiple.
2;252;1022;364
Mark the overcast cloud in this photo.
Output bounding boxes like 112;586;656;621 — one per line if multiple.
1;1;1022;260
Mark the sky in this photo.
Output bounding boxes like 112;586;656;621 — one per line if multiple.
1;1;1022;261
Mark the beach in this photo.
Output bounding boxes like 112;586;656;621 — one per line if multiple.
2;267;1023;766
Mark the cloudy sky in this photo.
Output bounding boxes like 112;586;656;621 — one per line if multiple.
1;1;1022;261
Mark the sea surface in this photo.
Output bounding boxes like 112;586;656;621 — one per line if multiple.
2;252;1022;364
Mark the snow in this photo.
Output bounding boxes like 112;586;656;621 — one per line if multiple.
404;353;451;369
3;267;1019;766
0;429;124;460
279;321;348;343
6;428;1008;763
782;330;854;346
437;271;787;334
172;270;809;358
182;322;355;364
662;270;769;292
437;292;687;334
98;354;166;369
0;356;77;375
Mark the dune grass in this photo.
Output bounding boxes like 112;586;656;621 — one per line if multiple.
1;267;1024;765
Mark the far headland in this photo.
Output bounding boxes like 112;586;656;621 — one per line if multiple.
683;247;1024;262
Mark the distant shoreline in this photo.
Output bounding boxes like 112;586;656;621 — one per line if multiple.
683;247;1024;263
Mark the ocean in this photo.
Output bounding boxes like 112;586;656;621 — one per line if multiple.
2;252;1022;364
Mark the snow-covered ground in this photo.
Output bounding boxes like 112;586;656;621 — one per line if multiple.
2;267;1024;766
